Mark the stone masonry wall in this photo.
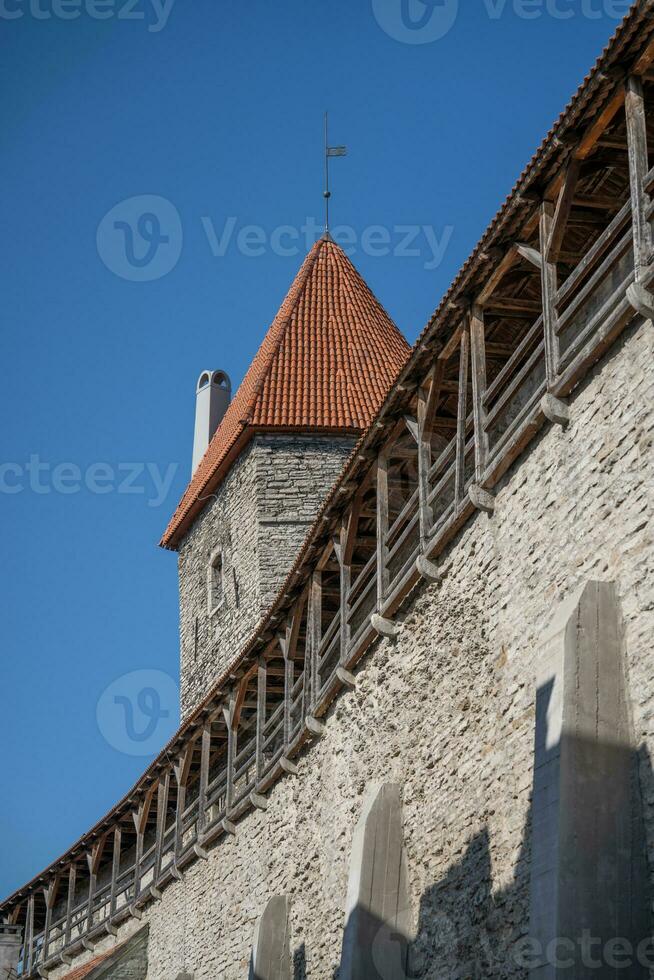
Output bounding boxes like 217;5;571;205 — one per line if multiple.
63;316;653;978
178;434;354;719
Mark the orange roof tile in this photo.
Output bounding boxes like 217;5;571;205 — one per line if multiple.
60;949;115;980
161;236;410;549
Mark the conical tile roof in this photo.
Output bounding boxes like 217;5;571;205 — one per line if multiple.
161;236;409;548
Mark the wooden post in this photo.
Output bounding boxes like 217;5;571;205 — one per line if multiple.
255;660;266;779
110;825;121;917
306;572;322;708
23;892;34;976
469;305;488;484
153;772;170;881
223;698;236;813
42;877;59;964
376;452;390;609
625;75;652;279
338;520;351;662
131;785;155;901
198;721;211;833
454;326;470;507
539;201;560;385
417;359;445;549
85;838;103;932
173;746;193;860
64;863;76;947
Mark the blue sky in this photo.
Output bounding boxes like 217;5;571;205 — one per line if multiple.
0;0;630;897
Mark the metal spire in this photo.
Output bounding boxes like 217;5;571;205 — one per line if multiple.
324;111;347;235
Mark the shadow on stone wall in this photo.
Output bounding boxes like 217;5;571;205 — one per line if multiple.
311;720;652;977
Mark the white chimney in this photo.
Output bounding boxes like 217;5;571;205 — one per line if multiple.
192;370;231;473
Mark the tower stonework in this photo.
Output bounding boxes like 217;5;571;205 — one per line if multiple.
162;237;410;717
177;432;355;717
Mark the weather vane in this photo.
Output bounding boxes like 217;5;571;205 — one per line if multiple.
324;111;347;234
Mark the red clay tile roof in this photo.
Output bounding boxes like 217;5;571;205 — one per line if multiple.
60;949;114;980
161;236;410;549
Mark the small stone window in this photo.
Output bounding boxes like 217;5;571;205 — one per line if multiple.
208;550;224;615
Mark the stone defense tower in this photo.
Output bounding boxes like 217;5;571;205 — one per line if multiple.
161;237;410;718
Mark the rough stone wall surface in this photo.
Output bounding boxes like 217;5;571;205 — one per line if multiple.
58;318;653;980
178;434;354;719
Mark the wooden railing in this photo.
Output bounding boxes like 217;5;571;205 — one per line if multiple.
8;68;654;979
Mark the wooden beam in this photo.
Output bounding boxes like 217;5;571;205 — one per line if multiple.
546;158;581;264
416;395;432;548
308;572;322;706
422;358;447;437
64;862;76;947
153;771;170;881
42;875;60;962
343;491;364;567
478;245;518;305
255;661;266;778
132;783;156;898
198;722;211;833
575;87;625;161
232;663;258;731
469;305;488;484
376;453;390;609
625;75;652;279
339;518;351;663
540;201;560;386
110;825;122;917
223;697;236;812
454;326;470;508
515;243;542;269
24;893;34;976
484;297;542;316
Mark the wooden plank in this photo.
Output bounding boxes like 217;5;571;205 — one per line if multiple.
376;453;390;609
484;297;541;316
343;491;364;567
223;698;236;812
547;158;581;263
198;722;211;833
255;661;266;778
575;87;625;161
339;519;351;663
24;893;34;976
42;875;60;961
417;390;433;547
422;359;447;437
478;245;518;305
153;772;169;880
64;862;76;946
110;825;121;916
625;75;652;279
469;305;488;484
232;663;258;731
540;201;560;386
454;326;470;507
309;572;322;705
